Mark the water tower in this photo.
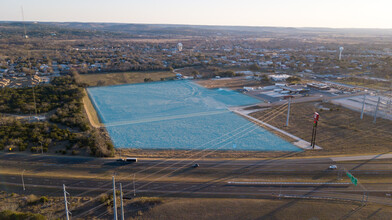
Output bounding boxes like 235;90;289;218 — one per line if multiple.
339;47;344;60
177;42;183;52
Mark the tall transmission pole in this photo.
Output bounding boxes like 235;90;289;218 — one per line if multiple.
360;95;366;120
21;170;26;191
286;97;291;127
32;86;38;117
112;176;118;220
133;174;136;197
120;183;125;220
21;6;37;116
63;184;71;220
21;6;28;39
373;97;381;123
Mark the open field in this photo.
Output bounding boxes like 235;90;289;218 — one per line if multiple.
250;102;392;156
196;77;271;89
334;78;392;91
2;190;392;220
77;71;176;87
137;198;392;220
87;80;297;151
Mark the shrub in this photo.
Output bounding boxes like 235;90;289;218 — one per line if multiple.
99;193;112;206
18;145;27;151
0;210;45;220
39;196;49;204
133;197;163;206
26;194;39;205
30;147;42;153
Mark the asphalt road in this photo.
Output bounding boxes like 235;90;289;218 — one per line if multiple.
1;153;392;203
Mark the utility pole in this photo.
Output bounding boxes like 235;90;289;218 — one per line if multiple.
360;95;366;120
112;176;118;220
120;183;124;220
133;174;136;197
21;170;26;191
63;184;71;220
286;98;291;127
39;141;43;154
373;97;381;123
337;169;341;180
32;85;38;117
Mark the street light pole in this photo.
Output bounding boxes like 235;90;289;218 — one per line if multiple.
112;176;118;220
21;170;26;191
120;183;124;220
286;97;291;127
133;174;136;197
39;141;43;154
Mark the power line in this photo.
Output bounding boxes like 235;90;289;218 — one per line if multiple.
91;105;296;218
69;103;289;202
71;103;289;218
112;176;117;220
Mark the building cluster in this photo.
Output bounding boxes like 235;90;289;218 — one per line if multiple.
0;75;44;88
0;37;390;88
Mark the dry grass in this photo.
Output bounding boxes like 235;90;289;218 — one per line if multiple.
196;78;271;89
116;148;293;159
2;191;392;219
250;102;392;156
133;197;392;220
334;78;391;90
82;89;103;128
77;71;176;87
0;191;87;219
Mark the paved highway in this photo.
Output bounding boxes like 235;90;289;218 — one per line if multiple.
1;153;392;201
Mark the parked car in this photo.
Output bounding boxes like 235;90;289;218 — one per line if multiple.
192;163;199;168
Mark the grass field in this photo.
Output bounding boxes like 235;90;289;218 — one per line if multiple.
3;191;392;220
250;102;392;156
334;78;391;90
196;77;271;89
136;198;392;220
77;71;176;87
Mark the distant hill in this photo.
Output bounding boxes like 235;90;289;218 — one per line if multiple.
1;21;392;39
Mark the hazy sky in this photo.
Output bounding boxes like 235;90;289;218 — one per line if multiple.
1;0;391;28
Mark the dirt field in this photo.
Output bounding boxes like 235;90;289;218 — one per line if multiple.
196;77;271;89
77;71;176;87
334;78;391;90
82;89;103;128
2;191;392;220
250;101;392;156
137;198;392;220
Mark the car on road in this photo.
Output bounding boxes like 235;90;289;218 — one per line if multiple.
328;165;337;170
126;158;138;162
192;163;199;168
116;158;138;163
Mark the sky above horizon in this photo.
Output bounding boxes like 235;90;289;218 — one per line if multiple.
1;0;391;29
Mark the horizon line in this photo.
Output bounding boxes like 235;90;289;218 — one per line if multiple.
1;20;392;30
